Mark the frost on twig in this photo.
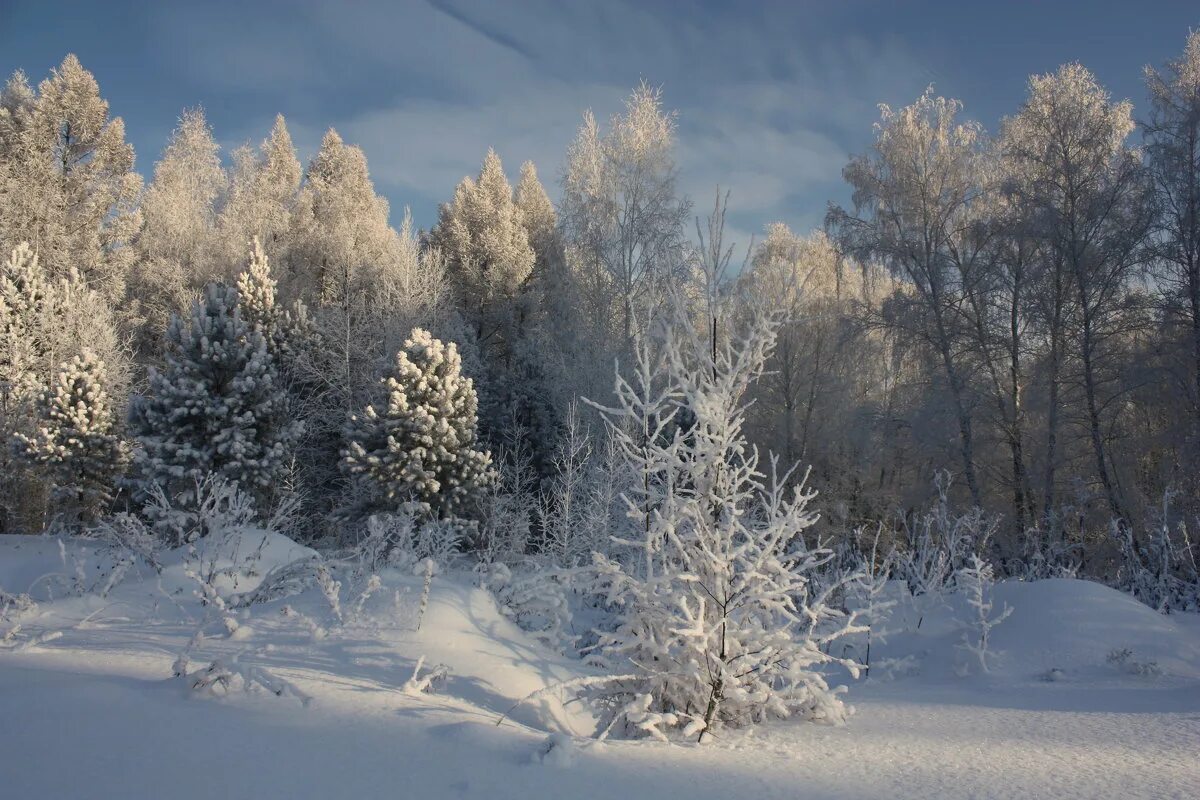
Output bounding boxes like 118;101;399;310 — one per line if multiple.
178;655;312;706
402;655;449;695
955;554;1012;674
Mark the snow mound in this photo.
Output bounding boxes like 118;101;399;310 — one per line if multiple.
990;578;1200;680
391;576;598;736
873;577;1200;685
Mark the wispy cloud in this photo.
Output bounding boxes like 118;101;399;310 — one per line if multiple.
145;0;936;237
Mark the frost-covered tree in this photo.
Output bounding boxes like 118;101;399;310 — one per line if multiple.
0;55;141;301
131;107;227;355
1146;33;1200;474
341;328;495;520
829;89;991;508
0;244;47;409
292;129;400;305
131;283;302;523
739;224;900;528
586;306;863;742
1003;64;1152;521
290;130;405;422
515;160;584;456
0;70;35;153
431;151;562;465
537;400;604;565
516;160;561;293
0;243;51;530
138;107;225;279
431;148;534;350
13;351;126;527
377;211;457;350
561;83;691;357
219;114;302;269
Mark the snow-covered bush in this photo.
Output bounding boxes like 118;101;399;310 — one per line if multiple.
1106;647;1162;677
355;509;465;572
583;308;865;742
482;561;578;652
1;588;37;643
143;473;258;549
1113;505;1200;613
341;327;496;521
230;557;324;608
1017;523;1081;581
897;474;998;629
954;554;1012;674
90;512;161;572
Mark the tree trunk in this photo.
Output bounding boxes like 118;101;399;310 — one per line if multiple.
1041;269;1066;523
1078;298;1126;521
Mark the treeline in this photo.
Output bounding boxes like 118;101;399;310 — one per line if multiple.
1;35;1200;583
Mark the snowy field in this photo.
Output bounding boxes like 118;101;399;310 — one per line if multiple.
2;533;1198;800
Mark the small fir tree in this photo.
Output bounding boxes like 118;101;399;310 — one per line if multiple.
14;351;125;526
341;328;495;519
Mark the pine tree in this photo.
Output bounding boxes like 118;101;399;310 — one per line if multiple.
342;328;495;519
0;243;49;531
1;243;126;531
14;351;125;527
131;283;302;523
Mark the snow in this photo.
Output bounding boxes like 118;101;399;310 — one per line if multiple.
1;534;1198;799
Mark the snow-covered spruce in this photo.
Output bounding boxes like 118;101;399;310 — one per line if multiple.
13;350;125;527
130;283;302;537
584;308;865;742
235;235;313;370
341;327;495;519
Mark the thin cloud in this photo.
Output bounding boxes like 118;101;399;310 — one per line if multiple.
425;0;538;63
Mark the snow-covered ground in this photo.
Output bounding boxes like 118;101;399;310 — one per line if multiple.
1;534;1198;799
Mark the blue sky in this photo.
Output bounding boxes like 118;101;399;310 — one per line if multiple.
2;0;1198;249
